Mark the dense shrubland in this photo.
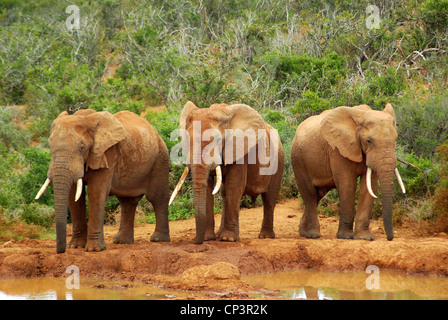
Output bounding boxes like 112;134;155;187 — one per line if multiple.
1;0;448;239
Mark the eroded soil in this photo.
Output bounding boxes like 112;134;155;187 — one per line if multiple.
1;199;448;297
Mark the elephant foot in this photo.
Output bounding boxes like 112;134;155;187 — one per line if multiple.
85;239;106;252
259;228;275;239
68;236;87;249
299;227;321;239
113;232;134;244
354;230;375;241
337;229;354;239
204;231;216;241
150;230;170;242
218;229;240;242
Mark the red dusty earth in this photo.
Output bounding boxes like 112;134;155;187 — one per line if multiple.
1;199;448;297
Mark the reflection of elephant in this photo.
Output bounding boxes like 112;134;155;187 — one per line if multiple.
35;109;170;253
291;104;405;241
170;102;284;244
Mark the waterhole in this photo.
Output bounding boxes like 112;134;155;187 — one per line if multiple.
0;277;192;300
242;269;448;300
1;269;448;300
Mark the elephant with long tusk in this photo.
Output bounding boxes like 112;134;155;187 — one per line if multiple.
291;104;406;241
169;166;222;206
169;101;285;244
35;109;171;253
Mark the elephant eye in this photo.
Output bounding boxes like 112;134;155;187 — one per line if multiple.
79;145;85;152
366;139;372;145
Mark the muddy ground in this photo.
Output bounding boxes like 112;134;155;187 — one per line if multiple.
1;199;448;298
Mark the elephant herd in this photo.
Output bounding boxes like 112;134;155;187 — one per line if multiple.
34;102;405;253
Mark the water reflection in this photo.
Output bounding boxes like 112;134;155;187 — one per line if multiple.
0;277;185;300
243;269;448;300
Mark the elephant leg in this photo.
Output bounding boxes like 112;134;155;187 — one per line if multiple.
295;169;321;238
335;178;357;239
259;192;276;239
146;154;170;242
205;173;216;240
354;172;378;240
259;168;282;239
85;170;112;252
218;164;246;242
113;196;142;244
68;182;87;249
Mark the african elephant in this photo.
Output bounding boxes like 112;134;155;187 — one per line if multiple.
291;104;405;241
170;101;285;244
35;109;170;253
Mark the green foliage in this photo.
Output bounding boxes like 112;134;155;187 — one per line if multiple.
145;109;181;151
19;147;53;205
259;51;346;105
291;90;331;119
367;68;406;103
0;107;30;149
396;149;439;198
432;140;448;231
1;0;448;233
421;0;448;31
396;95;448;158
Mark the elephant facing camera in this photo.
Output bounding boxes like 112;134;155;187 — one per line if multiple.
291;104;405;241
35;109;171;253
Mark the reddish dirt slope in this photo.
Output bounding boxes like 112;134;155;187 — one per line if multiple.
1;199;447;295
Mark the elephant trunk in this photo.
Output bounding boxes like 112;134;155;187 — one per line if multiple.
191;165;209;244
52;166;73;253
375;153;396;241
379;171;394;241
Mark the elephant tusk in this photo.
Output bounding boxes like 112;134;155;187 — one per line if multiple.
212;166;222;195
35;178;51;200
74;178;83;202
366;167;377;199
395;168;406;194
169;167;190;205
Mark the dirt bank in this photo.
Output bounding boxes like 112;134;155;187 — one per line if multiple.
1;199;447;296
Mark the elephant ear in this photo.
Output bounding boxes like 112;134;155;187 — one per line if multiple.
383;103;395;118
74;108;96;117
219;104;266;164
86;111;127;170
180;101;199;131
179;101;199;164
321;106;365;163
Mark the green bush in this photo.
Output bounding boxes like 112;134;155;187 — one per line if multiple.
0;106;30;150
369;68;406;97
19;147;52;205
421;0;448;31
432;140;448;232
18;202;54;229
290;89;332;119
260;51;347;102
396;94;448;158
396;148;439;199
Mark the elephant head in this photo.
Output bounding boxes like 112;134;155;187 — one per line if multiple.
170;101;266;244
35;109;126;253
321;104;405;240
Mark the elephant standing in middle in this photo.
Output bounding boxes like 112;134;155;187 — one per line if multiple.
170;101;285;244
